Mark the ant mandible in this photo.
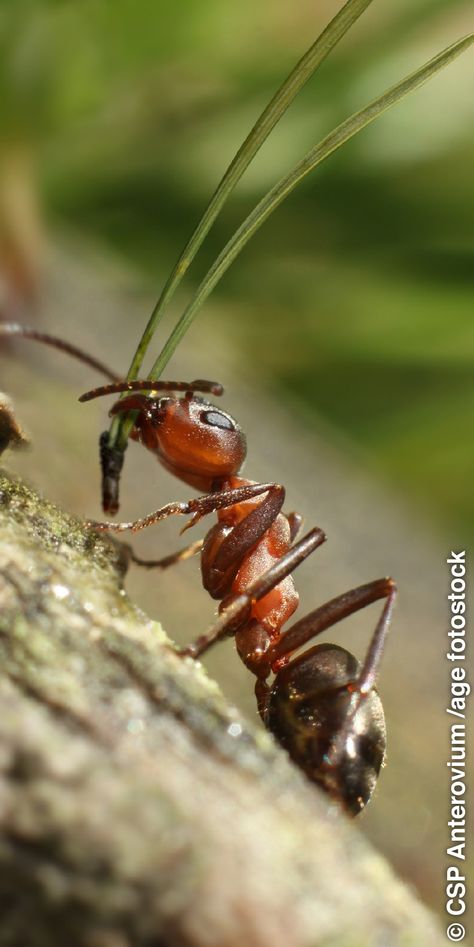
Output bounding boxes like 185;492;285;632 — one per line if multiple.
1;324;397;816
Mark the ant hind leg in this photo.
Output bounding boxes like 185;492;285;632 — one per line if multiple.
268;577;397;675
266;578;397;779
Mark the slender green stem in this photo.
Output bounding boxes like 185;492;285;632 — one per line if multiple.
111;0;375;450
147;35;473;381
128;0;374;375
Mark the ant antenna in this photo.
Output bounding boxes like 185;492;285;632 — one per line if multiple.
79;379;224;403
0;323;118;382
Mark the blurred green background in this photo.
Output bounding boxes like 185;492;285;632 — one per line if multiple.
0;0;473;926
1;0;473;540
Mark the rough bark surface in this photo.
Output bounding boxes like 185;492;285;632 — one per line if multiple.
0;465;448;947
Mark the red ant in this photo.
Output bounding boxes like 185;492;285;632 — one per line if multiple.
0;323;397;815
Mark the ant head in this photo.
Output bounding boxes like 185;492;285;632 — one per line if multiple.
265;643;386;815
80;378;246;499
153;394;247;491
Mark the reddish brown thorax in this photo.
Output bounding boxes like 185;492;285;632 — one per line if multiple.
218;476;299;636
126;396;297;639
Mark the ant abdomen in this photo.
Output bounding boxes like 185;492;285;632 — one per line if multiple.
264;643;386;815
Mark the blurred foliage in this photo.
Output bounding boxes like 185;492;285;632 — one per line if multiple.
0;0;473;537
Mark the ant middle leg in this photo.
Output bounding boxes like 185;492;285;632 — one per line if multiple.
130;487;292;577
112;501;302;581
180;526;327;660
120;538;204;570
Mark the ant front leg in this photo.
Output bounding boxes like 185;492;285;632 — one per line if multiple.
87;481;279;533
128;482;287;583
287;511;304;543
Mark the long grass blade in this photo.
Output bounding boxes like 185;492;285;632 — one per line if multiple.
147;35;473;382
125;0;375;381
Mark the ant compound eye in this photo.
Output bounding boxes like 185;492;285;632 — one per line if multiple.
200;409;235;431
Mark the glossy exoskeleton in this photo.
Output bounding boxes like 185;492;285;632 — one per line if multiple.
1;324;397;814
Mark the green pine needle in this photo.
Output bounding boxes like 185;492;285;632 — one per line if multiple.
110;0;376;450
125;0;375;379
108;24;472;455
148;34;473;383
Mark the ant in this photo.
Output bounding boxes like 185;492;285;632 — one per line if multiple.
0;322;397;816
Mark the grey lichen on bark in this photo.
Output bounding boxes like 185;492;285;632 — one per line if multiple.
0;431;449;946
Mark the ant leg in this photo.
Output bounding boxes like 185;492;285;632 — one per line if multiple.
121;538;203;570
287;512;304;543
354;581;397;695
267;577;397;676
181;527;326;659
87;481;279;533
201;497;305;600
267;578;397;772
255;678;271;720
201;485;286;598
